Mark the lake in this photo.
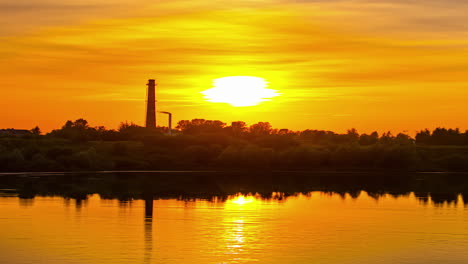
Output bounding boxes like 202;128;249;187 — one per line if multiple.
0;172;468;263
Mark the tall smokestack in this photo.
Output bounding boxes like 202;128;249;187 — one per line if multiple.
146;79;156;129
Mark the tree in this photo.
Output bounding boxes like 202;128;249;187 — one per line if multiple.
346;128;360;143
359;131;379;145
176;119;226;134
229;121;247;136
278;129;291;135
415;129;431;145
63;120;74;129
118;122;157;140
300;130;334;145
249;122;272;136
395;133;414;145
73;118;89;129
48;119;97;142
380;131;394;145
415;128;466;145
30;126;41;135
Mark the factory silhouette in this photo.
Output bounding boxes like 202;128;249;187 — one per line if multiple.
145;79;157;129
146;79;172;134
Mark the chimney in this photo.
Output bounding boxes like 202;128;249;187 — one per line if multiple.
145;79;156;128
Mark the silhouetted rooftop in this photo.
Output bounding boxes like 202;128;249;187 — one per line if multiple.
0;129;31;135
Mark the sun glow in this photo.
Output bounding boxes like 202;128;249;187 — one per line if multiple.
201;76;279;107
230;196;255;205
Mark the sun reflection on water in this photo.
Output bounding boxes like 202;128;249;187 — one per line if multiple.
229;196;255;206
219;194;266;262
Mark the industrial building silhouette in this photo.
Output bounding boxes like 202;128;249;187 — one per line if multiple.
145;79;156;129
145;79;173;133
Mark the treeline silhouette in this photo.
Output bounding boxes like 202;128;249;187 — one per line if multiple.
1;118;468;171
1;172;467;206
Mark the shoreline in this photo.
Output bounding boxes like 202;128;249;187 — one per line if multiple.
1;170;468;177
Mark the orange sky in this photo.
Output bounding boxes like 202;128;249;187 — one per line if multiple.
2;0;468;133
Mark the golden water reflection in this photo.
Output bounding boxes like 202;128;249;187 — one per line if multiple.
1;192;468;264
221;195;264;263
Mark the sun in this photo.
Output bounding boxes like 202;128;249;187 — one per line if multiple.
201;76;280;107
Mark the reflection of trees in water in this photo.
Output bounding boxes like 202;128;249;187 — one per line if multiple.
74;198;87;211
3;172;468;206
428;192;462;206
19;197;34;207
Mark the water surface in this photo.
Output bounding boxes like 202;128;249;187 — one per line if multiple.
1;193;468;263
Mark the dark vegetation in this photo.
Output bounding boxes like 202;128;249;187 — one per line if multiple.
1;118;468;172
